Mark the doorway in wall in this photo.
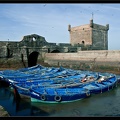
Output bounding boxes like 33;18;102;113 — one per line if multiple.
28;51;39;67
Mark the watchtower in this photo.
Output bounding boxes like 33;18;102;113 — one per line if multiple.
68;19;109;50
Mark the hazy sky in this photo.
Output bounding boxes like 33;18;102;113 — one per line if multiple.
0;3;120;50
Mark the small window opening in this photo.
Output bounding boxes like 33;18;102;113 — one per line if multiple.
33;37;36;41
82;41;85;44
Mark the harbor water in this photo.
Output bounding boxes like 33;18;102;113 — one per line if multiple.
0;81;120;117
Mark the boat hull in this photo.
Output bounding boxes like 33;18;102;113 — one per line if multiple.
83;76;117;94
30;87;91;103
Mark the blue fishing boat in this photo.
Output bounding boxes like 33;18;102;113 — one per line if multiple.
29;87;91;103
10;73;87;97
10;69;117;103
0;66;60;85
29;75;117;103
82;75;117;94
0;65;81;84
9;69;80;85
11;73;99;99
0;64;44;83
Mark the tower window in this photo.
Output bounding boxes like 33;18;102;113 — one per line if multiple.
82;41;85;44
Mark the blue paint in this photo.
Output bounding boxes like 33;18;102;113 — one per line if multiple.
0;84;120;116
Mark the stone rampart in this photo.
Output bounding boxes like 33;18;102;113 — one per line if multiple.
44;50;120;67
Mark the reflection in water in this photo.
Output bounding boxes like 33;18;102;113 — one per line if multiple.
12;88;50;116
30;105;50;116
0;85;120;116
15;98;31;113
0;87;12;100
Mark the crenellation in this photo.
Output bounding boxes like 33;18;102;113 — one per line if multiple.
69;19;109;50
0;19;112;68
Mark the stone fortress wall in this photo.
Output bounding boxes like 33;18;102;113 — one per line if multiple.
44;50;120;67
68;19;109;50
0;19;119;69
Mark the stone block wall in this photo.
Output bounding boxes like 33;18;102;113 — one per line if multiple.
68;19;109;50
69;24;92;46
92;23;108;50
44;50;120;67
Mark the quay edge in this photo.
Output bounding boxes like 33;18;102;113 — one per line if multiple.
0;105;10;117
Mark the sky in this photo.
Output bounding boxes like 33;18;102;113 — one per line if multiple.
0;3;120;50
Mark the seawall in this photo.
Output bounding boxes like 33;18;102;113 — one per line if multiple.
44;50;120;70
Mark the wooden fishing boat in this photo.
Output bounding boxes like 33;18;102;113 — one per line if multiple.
0;64;45;84
82;75;117;94
29;87;91;103
0;65;81;84
11;74;87;97
0;66;52;81
11;72;117;103
29;75;117;103
11;73;99;99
